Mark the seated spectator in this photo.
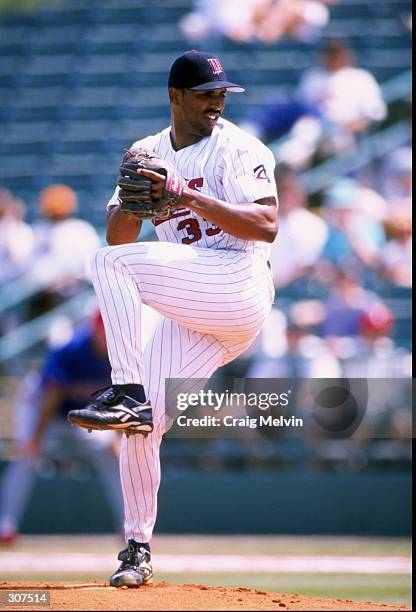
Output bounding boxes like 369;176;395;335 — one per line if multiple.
180;0;334;45
241;41;386;168
179;0;268;44
379;146;412;219
352;179;388;224
320;178;385;270
294;40;386;163
341;303;412;378
0;189;34;286
247;304;341;379
24;184;101;318
320;267;380;338
269;168;328;288
379;214;412;288
254;0;334;44
297;41;387;136
316;267;411;379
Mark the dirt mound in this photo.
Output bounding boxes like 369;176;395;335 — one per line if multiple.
0;581;410;611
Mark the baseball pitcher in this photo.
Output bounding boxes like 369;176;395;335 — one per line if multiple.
68;50;279;587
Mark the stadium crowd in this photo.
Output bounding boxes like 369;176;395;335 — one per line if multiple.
0;0;411;507
180;0;337;45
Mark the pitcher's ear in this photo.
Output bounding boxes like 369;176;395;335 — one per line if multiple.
169;87;183;105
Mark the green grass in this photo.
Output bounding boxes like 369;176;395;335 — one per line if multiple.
152;535;412;557
9;534;412;556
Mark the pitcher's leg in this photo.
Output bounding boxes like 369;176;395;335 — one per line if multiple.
91;245;145;386
121;317;231;543
90;242;272;386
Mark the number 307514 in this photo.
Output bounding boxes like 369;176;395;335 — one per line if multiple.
1;591;50;606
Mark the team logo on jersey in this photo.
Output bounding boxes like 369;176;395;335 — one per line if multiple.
207;58;223;75
253;164;270;182
187;177;204;191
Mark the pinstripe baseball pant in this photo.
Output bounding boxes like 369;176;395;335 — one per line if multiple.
91;241;274;542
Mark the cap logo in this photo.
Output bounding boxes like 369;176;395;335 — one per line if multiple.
207;58;223;75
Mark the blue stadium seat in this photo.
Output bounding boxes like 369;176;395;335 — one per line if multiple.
0;0;411;230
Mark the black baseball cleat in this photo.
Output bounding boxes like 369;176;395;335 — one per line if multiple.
67;386;153;436
109;540;153;587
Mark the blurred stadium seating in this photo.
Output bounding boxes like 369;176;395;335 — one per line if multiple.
0;0;412;483
0;0;411;224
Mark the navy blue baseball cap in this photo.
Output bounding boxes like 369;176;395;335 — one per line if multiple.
168;50;245;93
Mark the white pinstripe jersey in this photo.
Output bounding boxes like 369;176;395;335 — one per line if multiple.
108;118;278;260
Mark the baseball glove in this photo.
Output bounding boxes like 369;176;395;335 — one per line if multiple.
117;147;185;220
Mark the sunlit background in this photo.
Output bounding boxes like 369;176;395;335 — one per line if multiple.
0;0;412;606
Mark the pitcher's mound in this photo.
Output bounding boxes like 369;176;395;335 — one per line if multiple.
0;581;410;611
